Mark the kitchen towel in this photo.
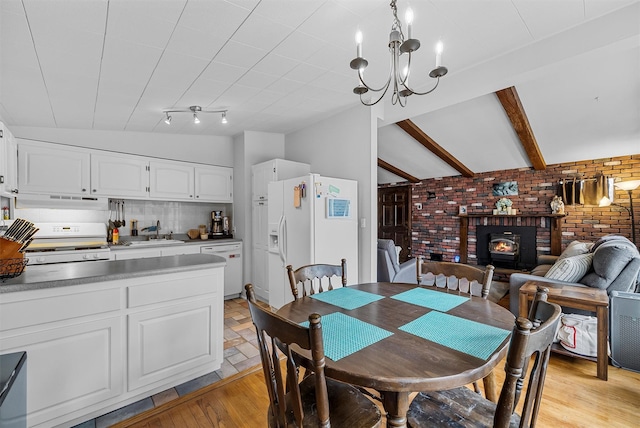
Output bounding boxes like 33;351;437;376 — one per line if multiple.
391;287;468;312
309;286;384;310
300;312;393;361
399;311;511;360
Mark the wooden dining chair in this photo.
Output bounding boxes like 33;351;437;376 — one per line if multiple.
406;286;562;428
245;284;382;428
287;258;347;300
416;255;495;299
416;256;497;398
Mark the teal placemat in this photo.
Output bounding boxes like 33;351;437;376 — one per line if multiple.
399;311;511;360
309;287;385;310
391;287;469;312
301;312;393;361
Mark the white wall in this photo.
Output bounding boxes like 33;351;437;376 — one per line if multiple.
11;126;234;166
285;105;380;282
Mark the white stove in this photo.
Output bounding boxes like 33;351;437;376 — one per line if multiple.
23;222;110;265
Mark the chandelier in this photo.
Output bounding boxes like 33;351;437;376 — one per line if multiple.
350;0;448;107
163;106;228;125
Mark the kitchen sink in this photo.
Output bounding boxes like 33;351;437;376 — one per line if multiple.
126;239;185;246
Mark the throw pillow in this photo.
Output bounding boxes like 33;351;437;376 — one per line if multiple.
558;240;594;260
581;237;639;290
544;253;594;283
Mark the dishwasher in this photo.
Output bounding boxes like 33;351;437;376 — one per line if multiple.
201;242;243;299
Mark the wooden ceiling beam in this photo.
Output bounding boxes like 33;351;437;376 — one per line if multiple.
378;159;420;183
495;86;546;170
396;119;474;178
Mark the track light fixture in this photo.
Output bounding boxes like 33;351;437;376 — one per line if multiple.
162;105;228;125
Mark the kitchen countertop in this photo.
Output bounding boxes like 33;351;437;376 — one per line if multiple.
0;254;226;294
109;236;241;251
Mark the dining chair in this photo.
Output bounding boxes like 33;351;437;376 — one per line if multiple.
416;256;495;299
406;285;562;428
287;258;347;300
245;284;382;428
416;256;497;398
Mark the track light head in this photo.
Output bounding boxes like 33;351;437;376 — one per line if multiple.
221;111;227;124
193;113;200;124
164;113;172;125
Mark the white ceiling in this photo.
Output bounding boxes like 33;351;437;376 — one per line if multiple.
1;0;639;184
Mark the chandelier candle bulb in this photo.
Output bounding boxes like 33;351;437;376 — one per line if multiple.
406;8;414;39
435;41;443;67
356;31;363;58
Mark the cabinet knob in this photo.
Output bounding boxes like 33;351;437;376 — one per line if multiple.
82;188;86;192
93;189;97;192
196;195;199;198
11;189;18;194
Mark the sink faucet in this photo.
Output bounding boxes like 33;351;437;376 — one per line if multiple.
156;220;160;239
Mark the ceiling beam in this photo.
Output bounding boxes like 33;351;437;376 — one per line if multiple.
378;159;420;183
495;86;546;170
396;119;474;178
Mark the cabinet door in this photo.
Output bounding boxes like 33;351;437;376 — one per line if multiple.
149;160;194;200
91;153;149;198
0;317;123;427
113;248;162;260
252;247;269;300
161;245;201;256
0;123;18;196
18;141;91;195
128;297;220;391
251;161;273;201
195;165;232;202
252;200;268;248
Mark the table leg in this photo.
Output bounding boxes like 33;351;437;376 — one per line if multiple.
596;305;609;381
381;391;410;428
482;371;498;402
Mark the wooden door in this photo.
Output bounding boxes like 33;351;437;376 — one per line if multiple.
378;186;412;262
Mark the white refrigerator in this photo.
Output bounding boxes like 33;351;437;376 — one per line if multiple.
267;173;359;309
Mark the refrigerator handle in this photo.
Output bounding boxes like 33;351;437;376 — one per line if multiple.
278;215;286;264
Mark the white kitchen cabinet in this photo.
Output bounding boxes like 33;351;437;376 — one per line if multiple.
251;159;309;201
149;160;194;201
18;141;91;196
252;247;269;300
195;165;233;202
252;200;268;248
91;152;149;198
112;248;162;260
0;122;18;197
160;245;201;256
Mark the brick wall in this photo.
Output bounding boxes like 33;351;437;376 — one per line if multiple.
389;154;639;264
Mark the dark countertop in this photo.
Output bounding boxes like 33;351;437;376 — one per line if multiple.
0;254;226;294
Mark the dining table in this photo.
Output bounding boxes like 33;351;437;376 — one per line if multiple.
276;281;515;428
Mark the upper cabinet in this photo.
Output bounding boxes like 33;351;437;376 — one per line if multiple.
149;160;195;201
91;153;149;198
0;122;18;196
251;159;310;201
18;141;90;196
195;165;232;202
17;141;233;203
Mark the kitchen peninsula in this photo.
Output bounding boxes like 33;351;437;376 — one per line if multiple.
0;254;225;428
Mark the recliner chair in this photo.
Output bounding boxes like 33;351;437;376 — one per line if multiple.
377;239;415;283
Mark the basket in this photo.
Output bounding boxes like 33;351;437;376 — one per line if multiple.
0;258;29;281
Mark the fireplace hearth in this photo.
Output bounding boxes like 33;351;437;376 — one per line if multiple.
489;232;520;267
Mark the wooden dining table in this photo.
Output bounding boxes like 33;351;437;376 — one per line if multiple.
276;281;515;428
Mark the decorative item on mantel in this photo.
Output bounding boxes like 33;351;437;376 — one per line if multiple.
494;197;516;215
550;195;565;214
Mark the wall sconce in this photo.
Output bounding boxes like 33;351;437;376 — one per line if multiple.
600;179;640;246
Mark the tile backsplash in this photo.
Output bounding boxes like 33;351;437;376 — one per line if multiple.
14;199;232;237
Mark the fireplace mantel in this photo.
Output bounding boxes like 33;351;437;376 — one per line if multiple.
458;213;566;264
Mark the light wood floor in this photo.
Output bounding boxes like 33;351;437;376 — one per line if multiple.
113;350;640;428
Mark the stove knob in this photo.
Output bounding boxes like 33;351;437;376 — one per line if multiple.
37;257;45;263
93;253;100;259
83;254;90;260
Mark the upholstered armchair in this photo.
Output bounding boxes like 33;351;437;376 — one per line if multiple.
377;239;416;283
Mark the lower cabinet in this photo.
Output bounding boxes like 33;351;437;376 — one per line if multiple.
0;266;224;428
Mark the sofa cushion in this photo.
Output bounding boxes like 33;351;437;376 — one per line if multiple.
558;240;593;260
544;253;594;282
581;237;639;290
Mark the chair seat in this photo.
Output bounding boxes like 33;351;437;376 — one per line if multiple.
269;375;382;428
407;387;521;428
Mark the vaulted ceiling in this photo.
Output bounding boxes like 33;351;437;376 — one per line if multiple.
1;0;638;184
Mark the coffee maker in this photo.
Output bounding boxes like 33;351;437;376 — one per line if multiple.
211;211;223;235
